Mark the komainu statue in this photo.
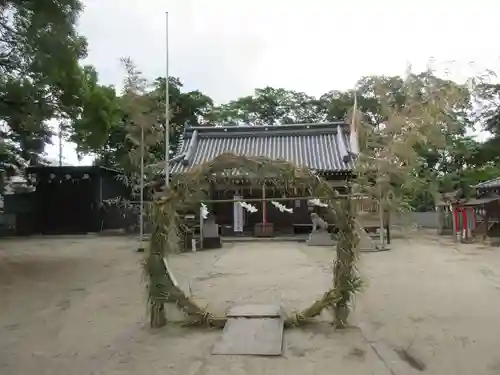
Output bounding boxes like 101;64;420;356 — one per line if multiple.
310;213;328;232
307;213;334;246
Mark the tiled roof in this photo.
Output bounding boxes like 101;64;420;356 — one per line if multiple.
474;177;500;189
169;122;354;174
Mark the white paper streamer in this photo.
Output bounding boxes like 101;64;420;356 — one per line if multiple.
239;201;258;213
309;198;328;207
271;201;293;213
233;195;243;232
200;203;209;219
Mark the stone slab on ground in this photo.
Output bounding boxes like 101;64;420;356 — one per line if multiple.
212;317;284;356
306;231;335;246
227;304;282;318
213;304;284;356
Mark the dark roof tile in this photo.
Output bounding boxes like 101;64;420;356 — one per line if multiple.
474;177;500;189
169;122;354;174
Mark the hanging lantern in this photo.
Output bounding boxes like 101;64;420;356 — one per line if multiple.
50;173;56;179
65;174;71;180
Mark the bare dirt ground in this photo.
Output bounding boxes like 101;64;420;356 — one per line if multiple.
1;232;500;375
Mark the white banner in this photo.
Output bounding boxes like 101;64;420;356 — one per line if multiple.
233;194;243;232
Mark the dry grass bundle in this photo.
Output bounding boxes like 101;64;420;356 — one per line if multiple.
146;153;361;329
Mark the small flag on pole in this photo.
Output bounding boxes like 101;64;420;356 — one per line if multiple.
349;90;360;156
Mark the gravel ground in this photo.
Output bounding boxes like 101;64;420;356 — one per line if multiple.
0;233;499;374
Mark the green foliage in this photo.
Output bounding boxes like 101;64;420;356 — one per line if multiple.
148;76;214;157
76;67;214;172
0;0;87;170
353;69;473;228
70;66;121;155
212;87;324;125
473;82;500;165
3;0;497;212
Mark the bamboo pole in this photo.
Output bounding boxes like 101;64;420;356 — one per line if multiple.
191;195;355;204
164;11;170;187
131;195;369;206
150;10;170;329
137;195;366;206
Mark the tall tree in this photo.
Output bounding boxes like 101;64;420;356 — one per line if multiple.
149;77;214;158
212;87;324;126
474;82;500;164
318;76;407;126
70;66;121;157
353;69;474;246
71;60;215;172
0;0;87;172
91;59;216;233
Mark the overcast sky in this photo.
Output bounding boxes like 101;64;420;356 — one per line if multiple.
46;0;500;165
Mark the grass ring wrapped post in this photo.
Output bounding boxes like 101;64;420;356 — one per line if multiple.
146;154;362;329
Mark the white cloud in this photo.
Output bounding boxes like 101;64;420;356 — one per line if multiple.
46;0;500;164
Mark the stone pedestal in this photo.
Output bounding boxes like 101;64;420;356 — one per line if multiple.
254;222;274;237
203;217;219;238
201;216;222;249
182;232;195;251
203;236;222;249
306;231;335;246
357;226;377;252
358;232;376;251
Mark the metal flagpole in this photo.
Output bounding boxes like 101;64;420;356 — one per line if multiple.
164;11;170;188
157;11;170;315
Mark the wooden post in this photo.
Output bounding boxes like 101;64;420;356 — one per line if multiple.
467;207;473;240
484;206;490;240
472;207;476;231
461;207;467;242
437;205;444;235
378;199;385;249
261;185;266;224
451;205;457;242
254;183;273;237
199;204;204;250
385;210;391;245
